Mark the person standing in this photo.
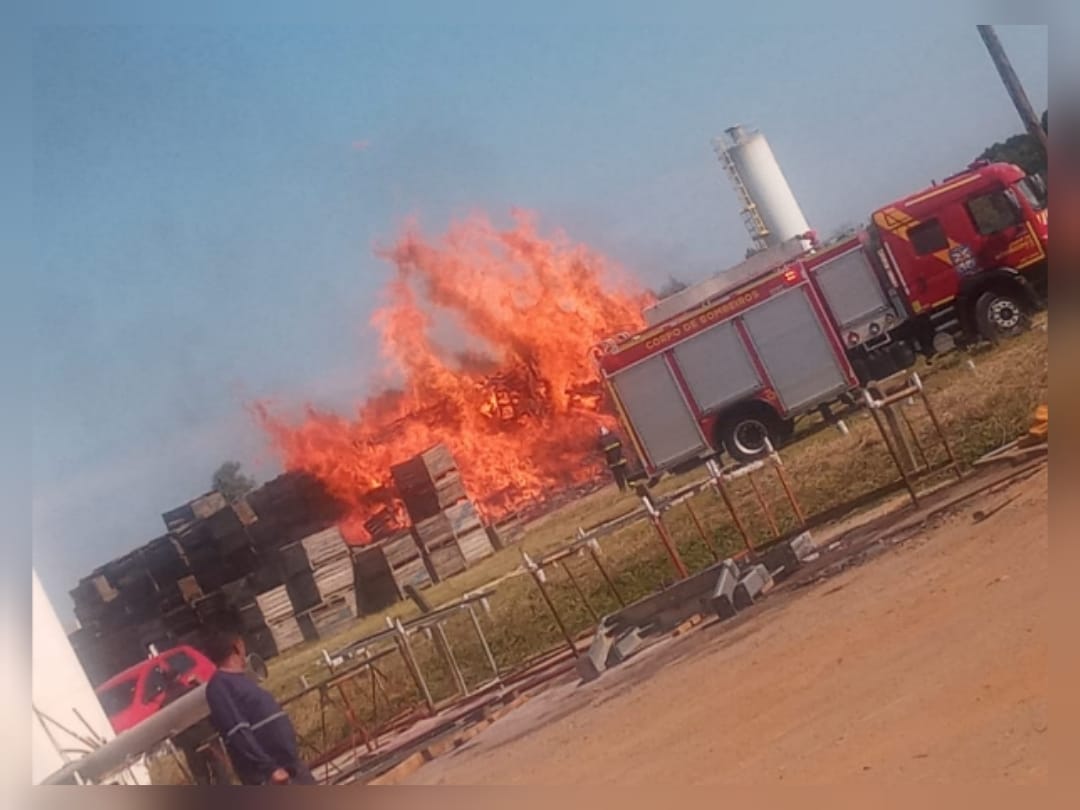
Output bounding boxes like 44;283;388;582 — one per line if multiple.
202;628;316;785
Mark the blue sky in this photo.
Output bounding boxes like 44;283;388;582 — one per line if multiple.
31;23;1047;620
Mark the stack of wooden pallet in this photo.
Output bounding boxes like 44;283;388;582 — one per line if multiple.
390;444;496;582
245;472;348;549
350;542;406;615
67;475;351;682
164;492;258;596
255;585;314;654
245;526;362;652
378;528;431;592
301;527;356;610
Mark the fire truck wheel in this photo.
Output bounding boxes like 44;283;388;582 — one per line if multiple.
974;289;1029;343
720;409;781;463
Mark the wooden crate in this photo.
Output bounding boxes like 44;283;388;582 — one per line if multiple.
305;593;356;640
267;616;305;653
233;497;258;526
381;530;421;567
390;556;432;592
205;506;244;541
426;542;467;582
489;515;525;549
278;542;312;578
351;545;403;615
286;571;321;613
254;585;293;624
414;513;454;549
456;526;495;565
177;575;203;604
312;556;354;602
434;472;467;509
399;490;442;524
300;526;349;568
162;491;228;532
445;500;482;537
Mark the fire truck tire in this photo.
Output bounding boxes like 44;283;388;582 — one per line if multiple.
719;407;785;463
974;289;1029;344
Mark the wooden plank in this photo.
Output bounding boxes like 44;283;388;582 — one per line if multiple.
255;584;294;622
427;543;467;581
267;616;305;652
420;444;457;481
456;527;495;565
300;526;350;567
381;531;421;567
313;557;355;601
390;557;432;592
414;513;454;548
445;500;482;536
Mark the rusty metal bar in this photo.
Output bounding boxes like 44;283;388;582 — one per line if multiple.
684;500;720;561
467;604;501;679
586;541;625;607
431;622;469;697
913;372;963;480
865;391;920;506
335;681;374;753
772;460;806;526
559;559;599;623
644;503;689;579
524;552;578;658
899;404;931;473
707;458;755;552
392;617;435;714
748;473;780;537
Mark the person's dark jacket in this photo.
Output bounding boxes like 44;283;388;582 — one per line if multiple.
204;669;314;785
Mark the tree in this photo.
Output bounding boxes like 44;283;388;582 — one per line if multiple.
977;109;1048;175
212;461;257;502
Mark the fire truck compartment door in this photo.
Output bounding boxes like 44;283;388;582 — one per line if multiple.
610;355;707;469
741;286;850;412
672;321;762;413
809;247;892;330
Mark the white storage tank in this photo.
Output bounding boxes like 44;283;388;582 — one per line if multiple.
718;124;811;248
31;568;151;784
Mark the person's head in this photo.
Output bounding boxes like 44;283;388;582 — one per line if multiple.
203;627;246;667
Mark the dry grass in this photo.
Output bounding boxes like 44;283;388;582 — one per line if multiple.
237;326;1048;777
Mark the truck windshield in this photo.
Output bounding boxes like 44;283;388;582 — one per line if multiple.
1015;176;1047;211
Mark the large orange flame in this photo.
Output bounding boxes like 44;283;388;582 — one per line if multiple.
253;210;651;543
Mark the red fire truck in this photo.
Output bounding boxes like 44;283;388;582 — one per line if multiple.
594;160;1048;471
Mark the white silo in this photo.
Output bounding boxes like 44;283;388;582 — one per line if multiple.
31;568;151;784
714;124;811;250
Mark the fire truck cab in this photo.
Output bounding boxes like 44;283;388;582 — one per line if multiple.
871;161;1047;353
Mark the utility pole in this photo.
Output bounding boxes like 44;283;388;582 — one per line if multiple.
976;25;1048;156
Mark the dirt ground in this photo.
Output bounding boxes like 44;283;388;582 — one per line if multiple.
404;466;1048;785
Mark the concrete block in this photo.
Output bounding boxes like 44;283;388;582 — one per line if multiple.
733;564;773;611
577;626;615;682
607;628;644;666
604;559;734;638
757;532;816;582
789;531;816;561
709;561;740;620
